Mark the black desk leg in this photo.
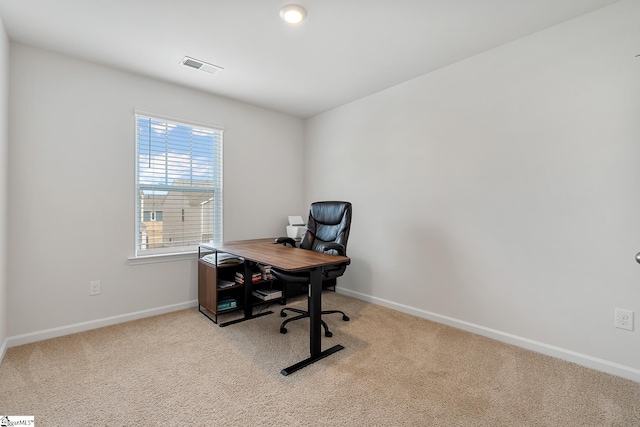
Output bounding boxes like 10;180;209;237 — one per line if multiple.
309;267;322;355
244;260;253;319
281;267;344;376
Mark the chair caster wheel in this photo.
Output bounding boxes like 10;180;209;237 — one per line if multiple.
325;331;333;338
343;315;350;321
280;312;287;318
280;327;287;334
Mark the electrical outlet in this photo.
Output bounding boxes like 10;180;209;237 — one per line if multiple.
89;280;101;296
615;308;634;331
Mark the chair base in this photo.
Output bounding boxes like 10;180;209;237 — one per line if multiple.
280;307;350;337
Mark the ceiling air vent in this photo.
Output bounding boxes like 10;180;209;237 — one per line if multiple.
181;56;223;75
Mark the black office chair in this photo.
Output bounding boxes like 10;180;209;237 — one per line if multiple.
273;201;352;337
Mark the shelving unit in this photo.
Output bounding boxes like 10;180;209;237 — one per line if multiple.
197;247;285;326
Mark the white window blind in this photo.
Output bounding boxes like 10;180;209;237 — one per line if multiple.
135;114;223;256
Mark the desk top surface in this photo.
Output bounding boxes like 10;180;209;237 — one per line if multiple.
201;238;350;272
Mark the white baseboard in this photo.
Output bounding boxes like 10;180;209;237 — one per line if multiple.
0;336;7;365
337;287;640;383
5;300;198;349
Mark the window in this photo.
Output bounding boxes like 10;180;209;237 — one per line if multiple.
143;210;163;222
135;113;223;257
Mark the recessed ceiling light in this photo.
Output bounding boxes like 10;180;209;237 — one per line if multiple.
181;56;223;75
279;4;307;24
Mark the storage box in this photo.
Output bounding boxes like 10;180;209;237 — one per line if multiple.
286;215;306;239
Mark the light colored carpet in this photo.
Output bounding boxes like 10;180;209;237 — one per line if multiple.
1;292;639;426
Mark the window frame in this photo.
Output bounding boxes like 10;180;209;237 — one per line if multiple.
132;111;224;260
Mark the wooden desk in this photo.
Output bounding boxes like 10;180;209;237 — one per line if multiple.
202;238;351;375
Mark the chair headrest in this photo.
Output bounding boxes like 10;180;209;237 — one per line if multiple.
310;201;352;225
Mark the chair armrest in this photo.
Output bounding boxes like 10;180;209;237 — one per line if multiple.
323;242;345;256
275;237;297;247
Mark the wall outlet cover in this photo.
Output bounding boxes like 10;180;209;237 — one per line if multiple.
615;308;634;331
90;280;101;296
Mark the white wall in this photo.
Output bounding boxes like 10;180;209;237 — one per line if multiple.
305;0;640;380
7;43;304;339
0;16;8;357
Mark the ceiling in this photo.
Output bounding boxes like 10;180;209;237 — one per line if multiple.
0;0;621;118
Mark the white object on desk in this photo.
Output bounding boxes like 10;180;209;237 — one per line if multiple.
287;215;306;239
201;253;243;265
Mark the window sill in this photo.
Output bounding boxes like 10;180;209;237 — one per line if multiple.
128;251;199;265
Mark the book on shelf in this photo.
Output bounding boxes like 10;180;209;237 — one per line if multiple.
201;253;244;266
252;289;282;301
257;264;273;279
235;277;262;284
255;288;282;296
216;297;237;310
235;271;261;278
234;271;262;284
217;279;236;289
231;265;275;281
